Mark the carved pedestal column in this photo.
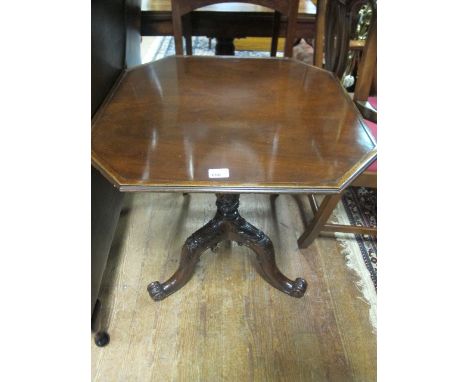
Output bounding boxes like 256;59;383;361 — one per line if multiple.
215;38;235;55
148;194;307;301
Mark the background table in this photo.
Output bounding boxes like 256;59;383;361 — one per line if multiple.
141;0;317;43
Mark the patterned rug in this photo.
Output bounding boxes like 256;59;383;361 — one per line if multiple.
141;37;377;289
342;187;377;289
144;36;273;62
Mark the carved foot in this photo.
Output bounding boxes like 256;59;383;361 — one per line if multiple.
290;278;308;298
147;281;169;301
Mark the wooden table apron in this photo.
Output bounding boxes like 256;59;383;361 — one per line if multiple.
140;1;317;41
91;56;376;301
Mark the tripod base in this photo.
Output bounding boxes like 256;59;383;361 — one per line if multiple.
148;194;307;301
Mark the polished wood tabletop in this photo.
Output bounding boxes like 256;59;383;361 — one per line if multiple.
92;56;376;193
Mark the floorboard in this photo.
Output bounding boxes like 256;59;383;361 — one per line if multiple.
92;193;376;381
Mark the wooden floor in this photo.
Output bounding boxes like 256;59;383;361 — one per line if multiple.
92;193;376;381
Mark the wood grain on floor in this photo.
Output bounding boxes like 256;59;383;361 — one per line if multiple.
92;193;376;381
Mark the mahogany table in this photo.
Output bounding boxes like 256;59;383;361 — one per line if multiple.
92;56;376;301
141;0;317;54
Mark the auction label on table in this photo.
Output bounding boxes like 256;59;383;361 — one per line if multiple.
209;168;230;178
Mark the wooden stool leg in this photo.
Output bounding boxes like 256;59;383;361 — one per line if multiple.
147;219;223;301
297;194;342;249
231;218;307;298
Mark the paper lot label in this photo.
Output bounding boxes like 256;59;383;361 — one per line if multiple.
208;168;230;178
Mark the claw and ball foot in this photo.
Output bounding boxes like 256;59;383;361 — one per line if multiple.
147;194;307;301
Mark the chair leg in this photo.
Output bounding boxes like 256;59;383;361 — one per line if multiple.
297;194;342;249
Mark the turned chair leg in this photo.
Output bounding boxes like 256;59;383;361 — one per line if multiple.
297;194;342;249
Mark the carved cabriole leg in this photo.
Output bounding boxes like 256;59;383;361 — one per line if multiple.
147;218;224;301
148;194;307;301
229;218;307;298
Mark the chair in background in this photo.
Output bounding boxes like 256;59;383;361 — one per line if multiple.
171;0;300;57
298;0;377;248
314;0;374;78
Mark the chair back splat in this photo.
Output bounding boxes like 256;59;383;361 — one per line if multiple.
353;6;376;120
171;0;300;57
314;0;377;117
314;0;376;77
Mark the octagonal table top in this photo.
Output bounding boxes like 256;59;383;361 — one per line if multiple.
92;56;376;193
